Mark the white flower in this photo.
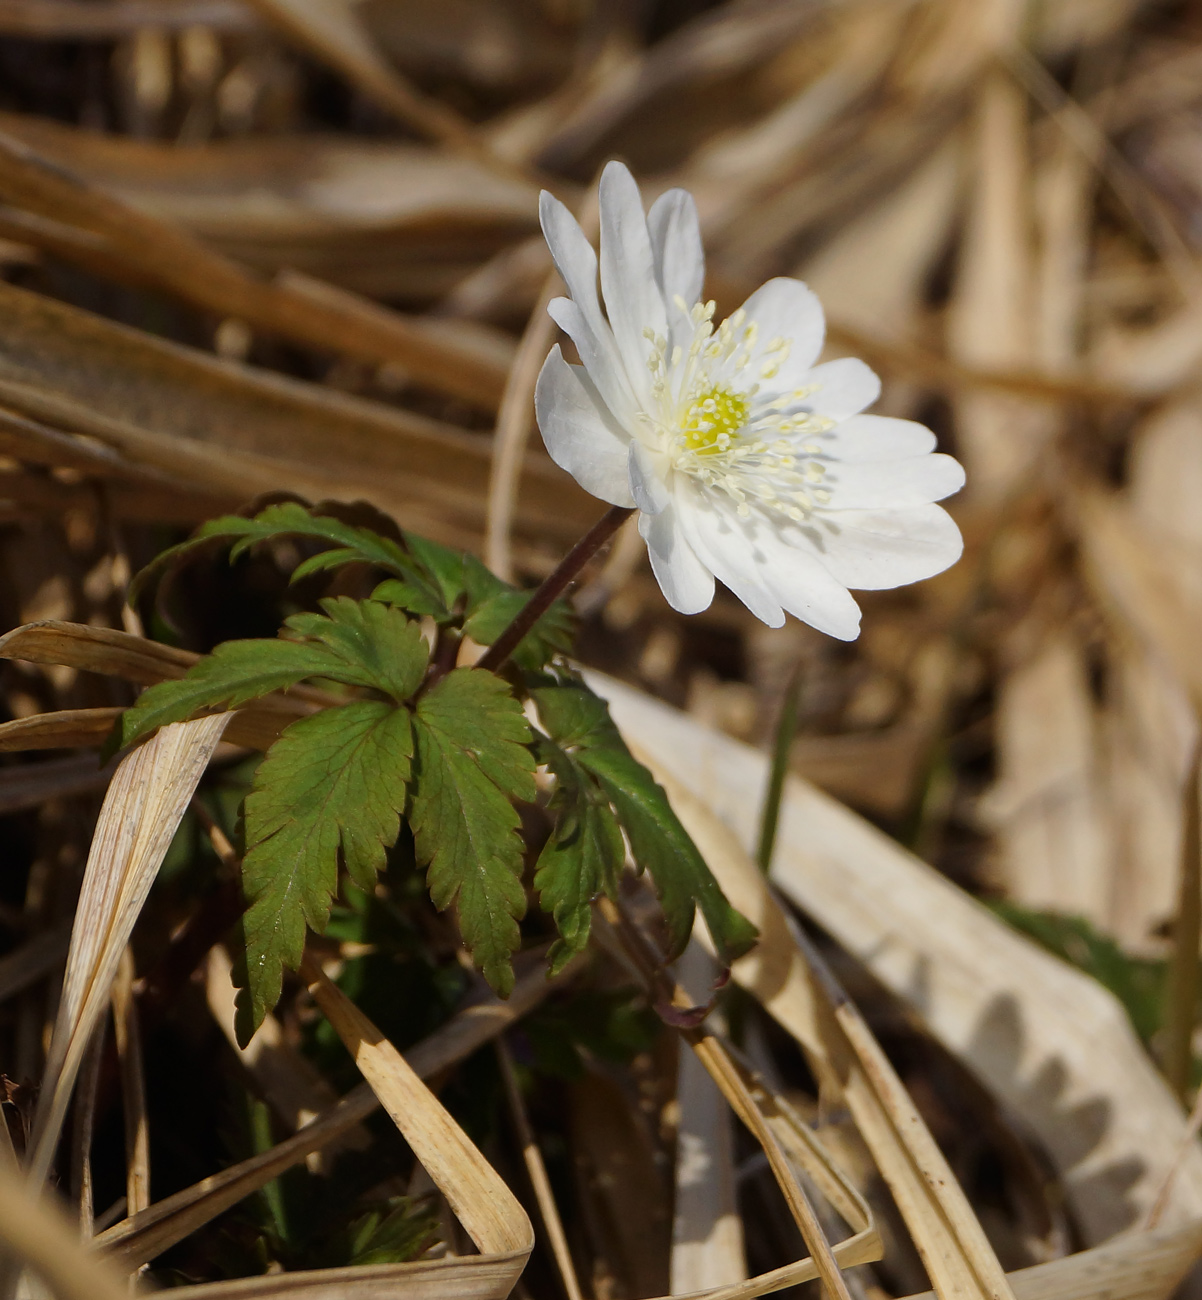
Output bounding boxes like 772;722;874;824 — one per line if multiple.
534;161;965;640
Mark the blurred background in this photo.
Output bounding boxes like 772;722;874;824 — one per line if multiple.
2;0;1202;1294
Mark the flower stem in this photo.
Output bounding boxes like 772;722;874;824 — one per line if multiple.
476;504;634;673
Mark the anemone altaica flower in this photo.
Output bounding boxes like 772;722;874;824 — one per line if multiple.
534;162;966;640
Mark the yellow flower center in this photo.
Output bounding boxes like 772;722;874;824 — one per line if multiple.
680;385;749;455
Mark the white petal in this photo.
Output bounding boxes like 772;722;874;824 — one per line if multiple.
750;526;863;641
598;161;666;410
722;278;825;394
540;191;606;340
821;453;965;509
541;191;635;426
814;413;937;461
647;187;704;352
675;493;785;627
803;357;881;420
628;440;670;515
547;296;638;428
804;503;964;590
535;346;634;507
639;502;714;615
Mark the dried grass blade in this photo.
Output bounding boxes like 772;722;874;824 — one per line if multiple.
166;1251;534;1299
591;671;1202;1240
0;754;115;814
0;1161;129;1300
110;947;150;1216
671;943;746;1294
485;188;596;582
0;704;305;754
96;953;563;1267
612;738;1014;1299
236;0;481;157
485;272;561;583
902;1218;1202;1300
0;279;588;549
797;925;1016;1300
690;1035;858;1300
0;620;338;751
592;902;880;1300
26;712;230;1189
0;131;513;409
299;952;533;1258
1075;487;1202;712
0;618;198;684
497;1038;584;1300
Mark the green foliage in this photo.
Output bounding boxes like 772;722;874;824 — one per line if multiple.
410;670;537;997
331;1198;440;1268
535;733;625;974
120;504;758;1046
129;501;418;606
116;598;428;751
531;676;759;966
208;1088;440;1278
235;702;414;1044
130;500;574;664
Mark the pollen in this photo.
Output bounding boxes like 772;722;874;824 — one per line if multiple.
680;385;749;454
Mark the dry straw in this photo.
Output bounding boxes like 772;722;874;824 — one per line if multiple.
26;712;230;1191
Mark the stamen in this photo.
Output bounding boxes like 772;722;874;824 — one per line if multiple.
634;303;833;526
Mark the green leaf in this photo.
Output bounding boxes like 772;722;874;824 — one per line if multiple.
338;1199;439;1267
534;749;625;974
531;676;616;750
133;501;574;667
532;677;758;966
371;578;446;619
461;555;575;670
282;598;429;702
116;598;428;751
129;501;422;607
409;669;536;996
234;701;413;1044
403;533;466;611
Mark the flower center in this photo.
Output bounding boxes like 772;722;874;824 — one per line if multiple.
680;385;749;455
639;299;836;521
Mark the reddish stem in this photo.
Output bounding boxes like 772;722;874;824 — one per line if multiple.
476;504;634;673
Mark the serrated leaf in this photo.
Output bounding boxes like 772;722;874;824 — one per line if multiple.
401;533;466;610
461;555;575;670
531;677;618;749
129;501;422;607
371;578;445;619
534;766;625;974
117;598;428;751
116;639;344;753
409;669;536;995
338;1199;439;1267
289;547;367;581
283;598;429;702
234;701;413;1044
532;678;758;965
